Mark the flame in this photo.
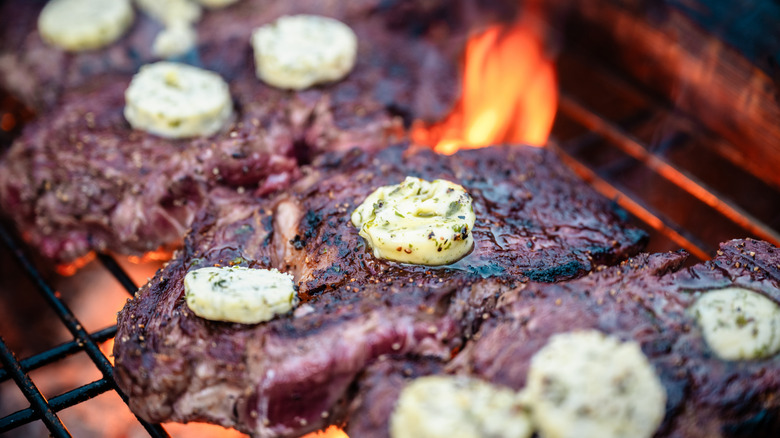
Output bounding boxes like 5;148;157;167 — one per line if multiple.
413;21;557;154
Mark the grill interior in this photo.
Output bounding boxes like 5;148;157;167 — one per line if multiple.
1;0;779;436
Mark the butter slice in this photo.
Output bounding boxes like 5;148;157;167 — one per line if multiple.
691;287;780;360
251;15;357;90
390;376;532;438
38;0;134;51
524;330;666;438
352;177;476;266
184;266;297;324
124;62;233;138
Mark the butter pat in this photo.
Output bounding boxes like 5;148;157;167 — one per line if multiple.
251;15;357;90
390;376;532;438
38;0;134;51
152;22;198;58
524;330;666;438
351;177;476;266
184;266;297;324
195;0;241;8
124;62;233;138
135;0;202;25
691;287;780;360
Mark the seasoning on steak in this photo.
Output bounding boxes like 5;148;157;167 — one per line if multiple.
0;1;466;264
344;239;780;438
113;143;647;437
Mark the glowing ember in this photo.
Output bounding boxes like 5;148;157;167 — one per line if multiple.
56;251;97;276
305;425;350;438
413;21;557;154
126;248;174;264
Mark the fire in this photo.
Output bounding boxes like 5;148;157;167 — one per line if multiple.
413;20;557;154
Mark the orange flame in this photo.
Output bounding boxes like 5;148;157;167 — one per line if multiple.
413;21;557;154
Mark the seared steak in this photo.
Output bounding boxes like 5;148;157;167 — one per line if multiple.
113;143;647;436
0;0;466;116
345;239;780;438
0;2;464;263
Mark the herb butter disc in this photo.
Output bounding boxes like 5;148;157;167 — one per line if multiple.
351;177;476;266
124;62;234;138
152;22;198;59
195;0;242;8
251;14;358;90
38;0;134;52
524;330;666;438
691;287;780;360
390;376;532;438
135;0;202;25
184;266;297;324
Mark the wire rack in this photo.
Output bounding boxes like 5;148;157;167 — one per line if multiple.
0;31;779;438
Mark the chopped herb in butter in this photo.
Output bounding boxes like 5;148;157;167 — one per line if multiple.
124;62;233;138
690;287;780;360
351;177;476;265
524;330;666;438
184;266;296;324
390;376;532;438
251;14;357;90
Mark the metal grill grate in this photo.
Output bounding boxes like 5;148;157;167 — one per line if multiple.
0;223;170;437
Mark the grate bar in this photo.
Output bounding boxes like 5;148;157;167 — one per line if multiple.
97;253;140;295
558;94;780;246
0;337;70;437
0;223;170;437
0;326;116;383
551;142;712;260
0;378;113;433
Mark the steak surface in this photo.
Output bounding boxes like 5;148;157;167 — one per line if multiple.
0;1;464;263
345;239;780;438
113;143;647;436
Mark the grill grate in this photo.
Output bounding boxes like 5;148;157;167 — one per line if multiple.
0;224;170;437
0;35;779;438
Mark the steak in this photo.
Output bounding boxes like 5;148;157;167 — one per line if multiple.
0;0;469;115
345;239;780;438
113;143;647;436
0;1;465;264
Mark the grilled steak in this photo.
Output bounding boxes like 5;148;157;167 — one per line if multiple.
113;143;647;436
345;239;780;438
0;1;465;264
0;0;467;116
